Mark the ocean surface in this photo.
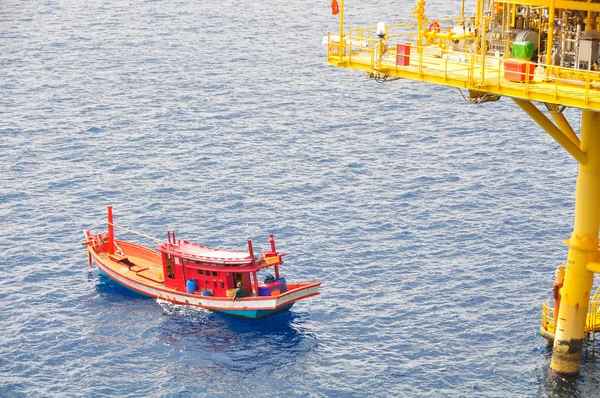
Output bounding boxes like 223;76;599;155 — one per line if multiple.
1;0;599;396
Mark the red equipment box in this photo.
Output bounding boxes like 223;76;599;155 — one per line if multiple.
396;43;410;66
504;60;535;82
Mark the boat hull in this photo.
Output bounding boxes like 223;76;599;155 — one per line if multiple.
212;304;295;319
90;243;320;320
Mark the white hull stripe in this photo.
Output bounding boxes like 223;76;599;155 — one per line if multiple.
92;252;319;311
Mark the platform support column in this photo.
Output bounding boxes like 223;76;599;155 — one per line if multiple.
551;110;600;375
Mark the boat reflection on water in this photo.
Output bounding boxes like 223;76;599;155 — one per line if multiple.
155;300;319;375
92;271;147;300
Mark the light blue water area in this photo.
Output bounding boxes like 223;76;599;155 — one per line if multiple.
1;0;599;396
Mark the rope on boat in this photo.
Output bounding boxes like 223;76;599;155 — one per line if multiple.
108;222;170;245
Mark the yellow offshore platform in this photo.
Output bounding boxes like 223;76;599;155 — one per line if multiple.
326;0;600;375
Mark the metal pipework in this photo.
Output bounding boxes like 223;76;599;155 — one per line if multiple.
553;265;565;329
546;0;556;68
414;0;427;48
422;30;474;41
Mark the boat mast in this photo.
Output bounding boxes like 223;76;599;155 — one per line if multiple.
270;234;280;279
248;239;259;294
107;205;115;255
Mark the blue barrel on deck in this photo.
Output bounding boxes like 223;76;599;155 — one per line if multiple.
258;285;271;296
201;290;212;296
186;279;197;294
275;278;287;292
266;281;282;295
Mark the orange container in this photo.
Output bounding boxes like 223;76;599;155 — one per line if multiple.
504;60;534;82
270;290;280;296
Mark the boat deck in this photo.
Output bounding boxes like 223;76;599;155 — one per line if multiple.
98;251;165;285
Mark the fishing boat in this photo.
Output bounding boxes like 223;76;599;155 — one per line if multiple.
83;206;321;319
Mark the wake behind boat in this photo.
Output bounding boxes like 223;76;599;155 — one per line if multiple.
83;206;321;319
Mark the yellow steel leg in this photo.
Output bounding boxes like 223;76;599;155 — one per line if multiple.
513;99;587;165
551;110;600;375
546;103;580;147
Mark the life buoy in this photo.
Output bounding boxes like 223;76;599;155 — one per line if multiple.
331;0;339;16
429;21;441;33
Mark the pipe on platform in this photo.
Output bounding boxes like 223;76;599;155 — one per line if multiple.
553;265;565;329
586;261;600;273
546;0;556;69
540;327;555;344
513;99;588;165
414;0;427;49
422;31;473;41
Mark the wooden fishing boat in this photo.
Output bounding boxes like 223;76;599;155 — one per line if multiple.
83;206;321;319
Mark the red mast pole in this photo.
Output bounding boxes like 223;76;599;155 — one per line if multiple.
107;205;115;255
247;239;255;263
248;240;259;294
269;235;280;278
253;271;259;296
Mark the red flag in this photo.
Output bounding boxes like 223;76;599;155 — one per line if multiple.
331;0;339;15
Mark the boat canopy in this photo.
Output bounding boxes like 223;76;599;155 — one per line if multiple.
156;240;284;267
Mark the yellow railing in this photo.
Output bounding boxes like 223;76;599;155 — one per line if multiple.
542;285;600;337
542;300;555;334
327;22;600;110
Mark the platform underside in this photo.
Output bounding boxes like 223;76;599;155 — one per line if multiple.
328;40;600;111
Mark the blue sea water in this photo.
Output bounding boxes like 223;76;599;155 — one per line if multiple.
2;0;600;396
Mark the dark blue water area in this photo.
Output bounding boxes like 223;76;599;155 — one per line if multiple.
1;0;599;396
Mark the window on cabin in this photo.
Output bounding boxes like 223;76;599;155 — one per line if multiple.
197;270;203;275
220;282;224;289
213;281;217;288
234;273;243;284
166;254;175;279
205;270;211;276
212;271;218;276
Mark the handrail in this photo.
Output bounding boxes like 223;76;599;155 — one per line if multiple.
326;28;600;110
541;295;600;335
542;300;555;333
